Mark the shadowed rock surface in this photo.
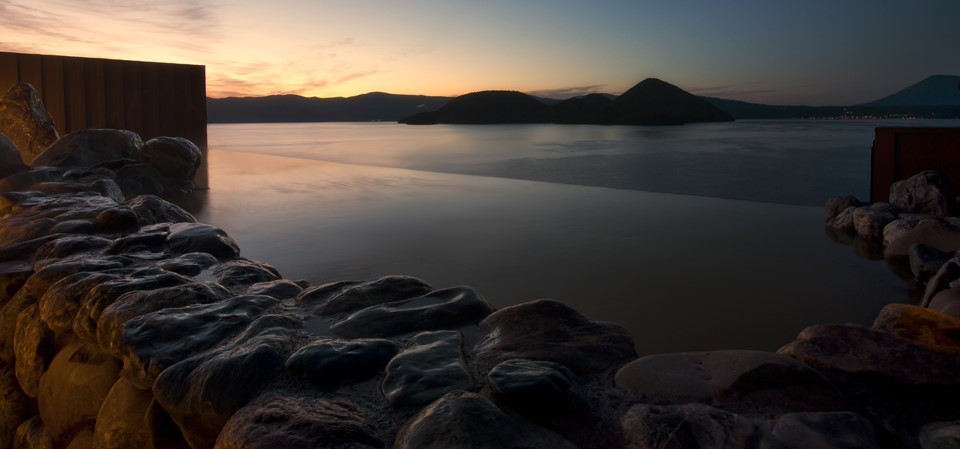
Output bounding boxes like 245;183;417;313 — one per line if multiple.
0;83;58;164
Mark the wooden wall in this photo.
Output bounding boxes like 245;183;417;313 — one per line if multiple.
0;52;208;187
872;127;960;202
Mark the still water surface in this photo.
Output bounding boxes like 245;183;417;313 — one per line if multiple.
181;120;955;354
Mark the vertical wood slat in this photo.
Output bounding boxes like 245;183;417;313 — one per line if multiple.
0;53;19;93
16;54;44;97
62;57;87;132
84;59;106;128
41;56;66;135
1;51;208;188
103;59;125;129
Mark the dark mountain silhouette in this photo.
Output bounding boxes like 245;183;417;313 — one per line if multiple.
703;97;960;120
207;92;451;123
550;93;615;124
399;91;552;124
605;78;733;125
861;75;960;107
401;79;732;125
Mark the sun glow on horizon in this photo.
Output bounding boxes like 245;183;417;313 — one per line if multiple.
1;1;958;105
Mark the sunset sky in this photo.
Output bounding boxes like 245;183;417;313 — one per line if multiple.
1;0;958;105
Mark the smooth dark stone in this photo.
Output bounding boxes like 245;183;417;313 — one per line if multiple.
114;162;164;198
216;393;383;449
487;359;582;413
211;259;282;292
245;279;303;299
34;235;112;261
0;133;28;179
32;129;141;168
155;252;219;277
285;338;398;385
0;260;32;302
331;286;493;338
39;271;119;334
166;222;239;259
381;330;472;407
304;275;433;315
475;299;637;375
890;170;958;216
140;137;202;196
105;230;168;255
117;294;281;389
395;391;578;449
95;207;139;231
124;195;196;225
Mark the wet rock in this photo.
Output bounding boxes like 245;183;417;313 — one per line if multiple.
215;393;383;449
852;202;899;239
920;421;960;449
0;133;29;179
32;129;141;169
245;279;302;299
395;391;578;449
113;162;164;198
124;194;196;225
330;286;493;338
475;299;637;375
94;207;138;231
140;137;202;196
615;350;845;415
908;244;954;280
922;259;960;307
778;324;960;386
166;223;239;259
105;229;168;255
37;343;121;446
50;219;96;234
929;288;960;319
117;294;280;390
88;178;125;204
13;303;54;397
33;235;112;261
0;168;60;193
92;377;153;449
98;281;231;357
13;416;54;449
872;304;960;355
886;219;960;258
0;217;55;246
1;362;29;449
621;403;761;449
826;205;856;232
767;412;881;449
0;82;59;164
487;359;583;414
825;195;861;223
890;170;957;216
0;260;32;302
155;252;218;276
154;315;300;449
285;338;397;385
73;269;193;343
382;331;471;407
39;272;116;334
211;259;281;292
304;275;433;314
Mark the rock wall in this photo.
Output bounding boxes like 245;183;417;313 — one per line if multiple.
2;85;960;448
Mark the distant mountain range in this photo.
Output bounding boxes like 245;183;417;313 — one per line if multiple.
206;75;960;124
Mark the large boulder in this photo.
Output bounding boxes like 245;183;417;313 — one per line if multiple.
885;219;960;258
0;83;59;164
140;137;202;196
381;331;472;407
330;286;493;338
487;359;583;414
31;129;142;169
871;304;960;355
285;338;397;386
614;350;846;415
0;133;29;179
890;170;958;216
165;223;240;259
394;391;578;449
1;362;30;449
852;202;900;239
124;195;196;225
214;393;383;449
474;299;637;375
824;195;861;224
302;275;433;315
92;378;154;449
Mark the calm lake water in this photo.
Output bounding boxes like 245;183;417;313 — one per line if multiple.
181;120;956;354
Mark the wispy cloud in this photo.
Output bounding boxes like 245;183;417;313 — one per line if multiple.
527;84;607;99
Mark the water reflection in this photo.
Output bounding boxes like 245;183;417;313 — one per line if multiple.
185;149;907;355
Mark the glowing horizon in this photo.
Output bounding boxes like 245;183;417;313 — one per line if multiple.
2;1;958;105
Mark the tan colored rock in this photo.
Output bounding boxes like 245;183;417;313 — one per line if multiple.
0;133;28;180
872;304;960;355
1;362;29;449
885;219;960;258
13;303;53;398
93;378;153;449
0;83;58;165
38;343;120;446
13;416;54;449
63;429;93;449
929;288;960;319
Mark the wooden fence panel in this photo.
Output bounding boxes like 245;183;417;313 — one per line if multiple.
872;127;960;202
0;51;208;187
0;53;18;93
